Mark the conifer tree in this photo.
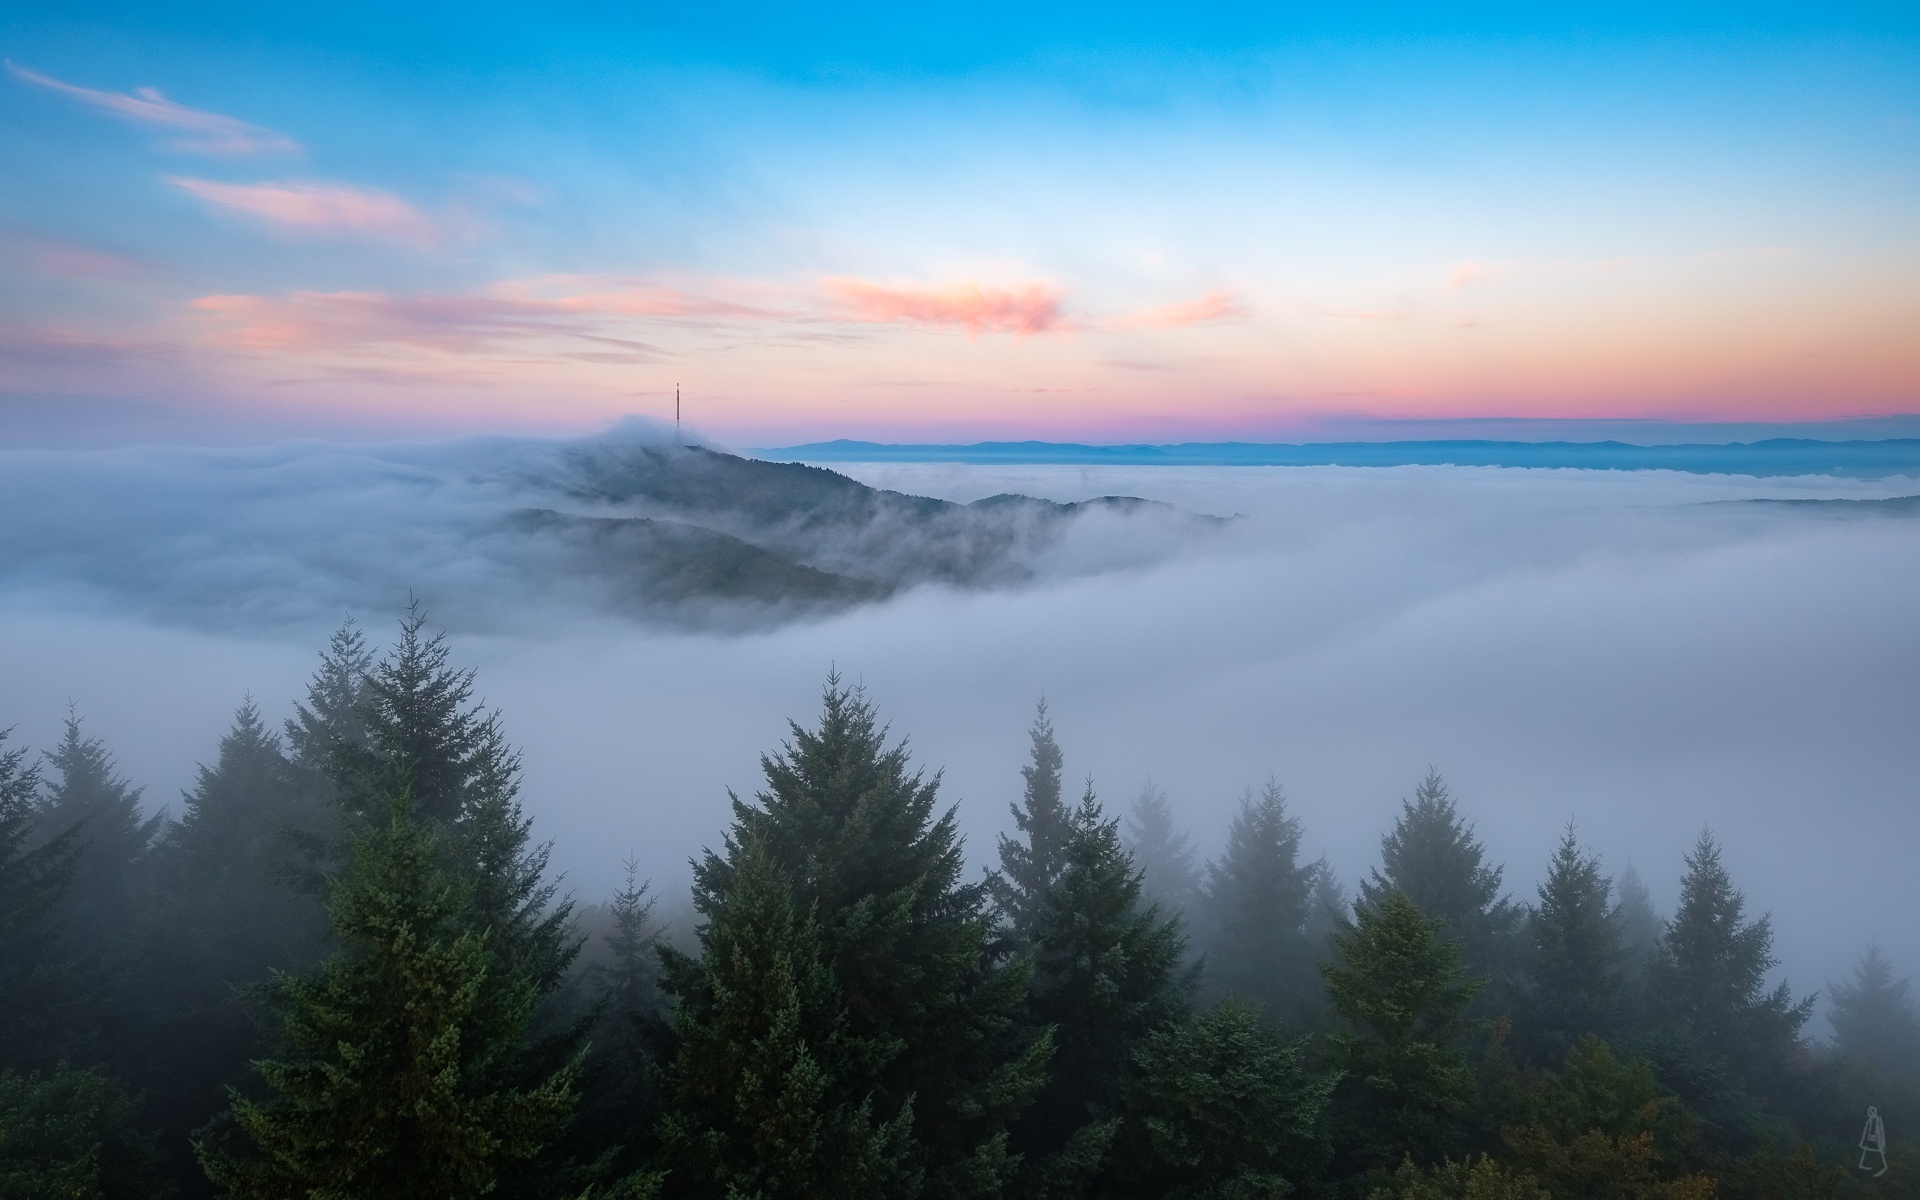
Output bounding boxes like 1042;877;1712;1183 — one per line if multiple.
1303;858;1347;968
993;700;1073;938
333;608;577;1009
1111;998;1334;1199
1518;828;1625;1065
1123;781;1201;918
0;728;86;1068
284;619;374;775
1011;784;1188;1188
198;790;581;1200
1614;865;1662;967
1321;889;1484;1171
1359;770;1519;999
656;839;912;1199
32;713;162;955
138;701;332;1184
0;1062;170;1200
30;713;162;1066
668;677;1047;1200
574;859;666;1182
1201;779;1321;1022
1829;945;1920;1083
1641;833;1811;1142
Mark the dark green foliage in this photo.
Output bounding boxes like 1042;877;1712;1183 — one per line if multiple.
1358;771;1518;992
994;700;1073;939
668;677;1047;1199
32;714;163;957
314;609;580;1046
31;714;163;1062
1516;829;1625;1066
656;839;913;1199
1013;785;1189;1184
1498;1038;1714;1200
138;702;333;1188
283;620;374;775
1639;833;1812;1145
1830;947;1920;1085
1201;779;1322;1023
1322;889;1485;1171
1124;781;1201;918
0;1063;170;1200
1111;997;1334;1199
0;728;85;1069
198;792;581;1200
573;860;667;1184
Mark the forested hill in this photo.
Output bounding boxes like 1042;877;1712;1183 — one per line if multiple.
529;441;1224;610
0;436;1226;632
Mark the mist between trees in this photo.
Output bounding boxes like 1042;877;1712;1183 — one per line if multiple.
3;610;1917;1199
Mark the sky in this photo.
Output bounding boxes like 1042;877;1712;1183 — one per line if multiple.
3;1;1917;445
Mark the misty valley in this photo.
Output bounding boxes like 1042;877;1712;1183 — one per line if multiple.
2;445;1919;1200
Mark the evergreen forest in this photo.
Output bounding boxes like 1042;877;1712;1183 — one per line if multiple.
3;612;1916;1199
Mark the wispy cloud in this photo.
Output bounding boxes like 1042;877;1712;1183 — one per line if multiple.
6;62;298;156
1108;290;1248;330
184;277;776;358
822;277;1067;337
168;179;439;247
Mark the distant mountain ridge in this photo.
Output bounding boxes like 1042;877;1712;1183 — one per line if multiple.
490;443;1224;625
758;438;1920;478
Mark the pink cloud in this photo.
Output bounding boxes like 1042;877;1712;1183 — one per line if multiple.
1110;290;1248;330
7;62;298;155
168;179;440;247
822;277;1066;336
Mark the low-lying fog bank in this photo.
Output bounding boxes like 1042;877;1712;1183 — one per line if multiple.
1;442;1915;1007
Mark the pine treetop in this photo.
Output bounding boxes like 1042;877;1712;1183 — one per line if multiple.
993;699;1073;937
1828;944;1920;1077
683;677;1048;1198
1123;780;1200;916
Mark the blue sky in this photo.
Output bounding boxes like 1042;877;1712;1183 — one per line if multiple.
3;1;1916;442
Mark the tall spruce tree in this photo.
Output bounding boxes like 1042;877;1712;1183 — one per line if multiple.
656;839;912;1199
198;790;582;1200
994;700;1073;939
1641;832;1811;1144
334;608;577;1008
574;860;666;1184
1517;827;1626;1065
30;713;163;1065
1011;784;1188;1190
138;700;333;1189
664;678;1047;1200
1321;889;1484;1172
0;728;86;1068
1829;945;1920;1083
1123;781;1201;918
1359;770;1519;1001
284;620;374;777
1200;779;1321;1023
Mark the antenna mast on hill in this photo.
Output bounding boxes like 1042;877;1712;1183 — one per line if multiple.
676;383;682;443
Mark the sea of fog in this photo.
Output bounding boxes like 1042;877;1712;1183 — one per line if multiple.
1;442;1916;1012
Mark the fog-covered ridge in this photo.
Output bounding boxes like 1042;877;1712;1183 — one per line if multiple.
0;428;1222;632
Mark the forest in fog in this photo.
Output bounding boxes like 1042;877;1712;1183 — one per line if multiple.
3;610;1916;1199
